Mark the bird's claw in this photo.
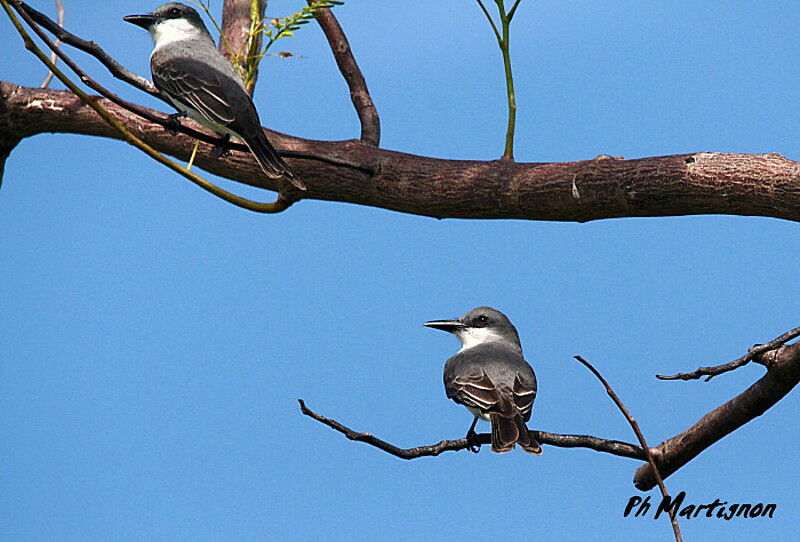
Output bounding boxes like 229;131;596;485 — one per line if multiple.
210;133;231;159
466;430;481;454
164;112;187;135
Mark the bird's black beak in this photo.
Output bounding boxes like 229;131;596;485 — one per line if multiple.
423;319;464;333
123;14;157;29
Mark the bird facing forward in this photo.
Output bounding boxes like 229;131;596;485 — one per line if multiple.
124;2;305;190
425;307;542;454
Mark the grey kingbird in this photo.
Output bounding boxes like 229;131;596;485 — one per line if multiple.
124;2;305;190
425;307;542;454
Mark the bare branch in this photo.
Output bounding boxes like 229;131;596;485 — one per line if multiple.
308;1;380;146
635;342;800;491
658;326;800;381
13;1;169;123
574;356;681;542
0;136;19;185
39;0;63;88
3;84;800;222
298;399;645;460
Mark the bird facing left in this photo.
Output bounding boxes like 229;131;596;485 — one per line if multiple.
124;2;306;190
425;306;542;455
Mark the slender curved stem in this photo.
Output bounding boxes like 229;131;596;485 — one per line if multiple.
475;0;501;42
477;0;518;160
496;1;516;160
39;0;62;88
309;1;381;146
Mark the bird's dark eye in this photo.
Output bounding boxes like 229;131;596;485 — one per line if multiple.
476;315;489;326
168;7;181;17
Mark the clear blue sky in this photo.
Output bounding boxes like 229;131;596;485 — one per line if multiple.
2;1;799;540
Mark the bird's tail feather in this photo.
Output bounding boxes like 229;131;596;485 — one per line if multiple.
489;413;542;455
489;413;518;453
243;130;306;191
514;414;542;455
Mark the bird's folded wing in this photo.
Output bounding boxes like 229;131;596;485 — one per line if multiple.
450;370;502;412
512;373;536;418
450;370;535;418
153;61;237;126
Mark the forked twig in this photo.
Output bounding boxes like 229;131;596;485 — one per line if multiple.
658;326;800;381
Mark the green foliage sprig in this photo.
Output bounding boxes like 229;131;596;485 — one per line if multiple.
261;1;344;55
476;0;523;161
194;1;344;93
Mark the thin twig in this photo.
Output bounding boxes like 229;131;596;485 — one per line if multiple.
39;0;63;88
476;0;517;160
497;2;516;160
657;326;800;382
475;0;501;43
308;1;380;146
573;356;681;542
3;0;292;213
507;0;523;21
298;399;645;460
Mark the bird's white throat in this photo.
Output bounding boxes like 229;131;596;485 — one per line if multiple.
150;18;210;50
456;327;507;352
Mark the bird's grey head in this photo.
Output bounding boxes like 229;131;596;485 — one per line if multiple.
124;3;213;46
424;306;522;352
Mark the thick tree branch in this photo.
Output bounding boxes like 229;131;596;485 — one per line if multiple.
308;1;380;146
0;136;19;185
298;399;645;460
220;0;262;60
3;83;800;222
634;342;800;490
657;326;800;381
220;0;265;93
